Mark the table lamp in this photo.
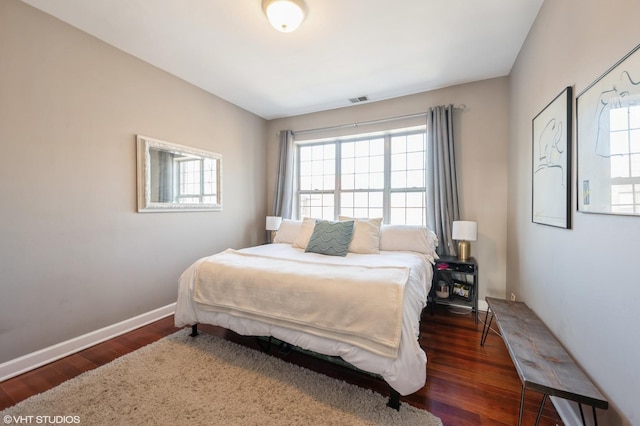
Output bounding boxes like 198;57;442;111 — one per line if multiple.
265;216;282;243
452;221;477;260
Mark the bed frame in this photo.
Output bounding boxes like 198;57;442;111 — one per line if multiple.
188;323;402;410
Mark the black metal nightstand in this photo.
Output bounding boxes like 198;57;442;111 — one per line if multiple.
429;255;479;324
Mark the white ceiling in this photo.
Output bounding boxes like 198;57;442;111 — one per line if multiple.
21;0;543;120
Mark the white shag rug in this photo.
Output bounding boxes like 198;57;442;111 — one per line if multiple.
1;329;442;425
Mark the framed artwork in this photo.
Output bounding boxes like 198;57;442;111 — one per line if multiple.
577;43;640;216
532;87;573;228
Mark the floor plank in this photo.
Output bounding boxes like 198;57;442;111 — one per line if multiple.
0;309;564;424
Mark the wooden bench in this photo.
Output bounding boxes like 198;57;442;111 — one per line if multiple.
480;297;608;426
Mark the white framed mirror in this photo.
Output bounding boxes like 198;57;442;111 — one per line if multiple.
136;135;222;212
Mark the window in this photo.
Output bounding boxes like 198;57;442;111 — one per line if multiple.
176;157;218;204
297;128;426;225
609;105;640;213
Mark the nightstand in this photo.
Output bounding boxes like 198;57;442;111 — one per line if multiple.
429;255;479;324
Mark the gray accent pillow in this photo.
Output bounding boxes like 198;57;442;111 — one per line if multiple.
305;220;355;257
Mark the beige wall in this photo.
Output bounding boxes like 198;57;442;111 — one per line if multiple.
267;77;511;308
509;0;640;424
0;0;267;363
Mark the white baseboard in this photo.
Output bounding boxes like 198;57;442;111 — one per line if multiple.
0;303;176;382
478;299;488;312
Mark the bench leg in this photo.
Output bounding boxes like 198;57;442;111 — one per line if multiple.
535;394;547;426
480;310;494;346
518;385;525;426
578;403;598;426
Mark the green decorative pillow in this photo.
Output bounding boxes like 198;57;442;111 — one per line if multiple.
305;220;355;257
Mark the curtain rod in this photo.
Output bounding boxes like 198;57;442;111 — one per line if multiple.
292;104;466;136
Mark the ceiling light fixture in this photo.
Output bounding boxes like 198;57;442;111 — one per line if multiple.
262;0;307;33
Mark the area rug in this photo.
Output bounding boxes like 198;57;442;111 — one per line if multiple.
1;329;442;425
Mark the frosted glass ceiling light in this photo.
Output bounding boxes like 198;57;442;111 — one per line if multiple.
262;0;307;33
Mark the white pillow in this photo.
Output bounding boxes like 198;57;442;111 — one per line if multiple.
379;224;439;256
292;217;317;249
272;219;302;244
338;216;382;254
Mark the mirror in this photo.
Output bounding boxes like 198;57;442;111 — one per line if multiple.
136;135;222;212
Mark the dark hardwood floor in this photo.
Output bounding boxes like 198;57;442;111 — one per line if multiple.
0;305;563;425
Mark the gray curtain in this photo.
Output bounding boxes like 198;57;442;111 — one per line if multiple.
272;130;295;218
425;105;460;256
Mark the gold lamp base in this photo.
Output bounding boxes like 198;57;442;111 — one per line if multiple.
457;240;470;260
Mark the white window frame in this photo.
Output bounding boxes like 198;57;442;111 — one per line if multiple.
295;127;427;224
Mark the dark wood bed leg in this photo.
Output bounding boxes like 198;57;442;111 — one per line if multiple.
386;387;401;410
189;324;199;337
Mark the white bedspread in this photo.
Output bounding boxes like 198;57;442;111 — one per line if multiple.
193;249;409;358
175;244;432;396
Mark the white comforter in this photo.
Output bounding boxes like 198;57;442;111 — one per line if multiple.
175;243;432;395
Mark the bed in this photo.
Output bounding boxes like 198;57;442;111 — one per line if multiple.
174;218;437;406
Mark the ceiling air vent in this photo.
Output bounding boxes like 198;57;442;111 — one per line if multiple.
348;95;369;104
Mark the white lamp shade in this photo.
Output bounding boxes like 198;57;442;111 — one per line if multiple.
266;216;283;231
262;0;306;32
452;221;477;241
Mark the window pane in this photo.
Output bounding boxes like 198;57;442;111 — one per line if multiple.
342;173;354;190
610;131;629;155
323;175;334;190
610;155;629;178
355;156;369;171
370;139;384;155
390;208;405;224
369;208;383;218
370;192;383;208
324;159;334;174
407;170;424;188
405;208;425;226
630;106;640;128
312;160;323;175
370;155;384;172
631;153;640;177
342;158;355;174
354;141;369;157
407;133;425;152
611;184;633;205
391;153;405;170
631;129;640;153
610;108;628;131
407;152;424;170
299;146;312;161
354;192;368;207
300;176;311;190
299;161;312;177
355;173;369;189
391;171;406;188
370;172;384;188
312;145;325;158
341;193;354;208
391;136;406;153
311;175;324;190
406;192;424;208
342;142;354;157
324;144;335;159
390;192;406;207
